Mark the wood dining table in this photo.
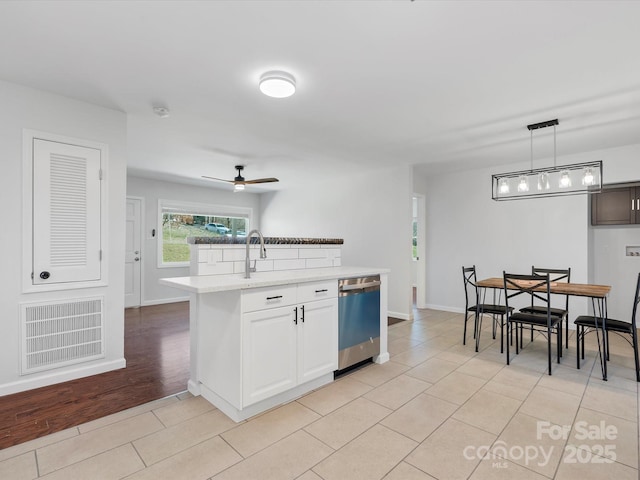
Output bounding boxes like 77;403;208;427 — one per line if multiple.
476;277;611;380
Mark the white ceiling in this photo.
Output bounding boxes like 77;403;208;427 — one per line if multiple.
2;1;640;191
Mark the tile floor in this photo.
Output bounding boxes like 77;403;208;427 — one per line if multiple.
1;308;638;479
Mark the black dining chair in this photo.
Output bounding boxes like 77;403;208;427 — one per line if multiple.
519;267;570;351
503;272;562;375
574;272;640;382
462;266;512;352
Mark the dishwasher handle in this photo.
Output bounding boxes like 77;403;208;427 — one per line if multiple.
339;280;381;292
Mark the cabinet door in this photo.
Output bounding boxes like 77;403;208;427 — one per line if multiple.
242;306;297;406
298;298;338;384
591;187;635;225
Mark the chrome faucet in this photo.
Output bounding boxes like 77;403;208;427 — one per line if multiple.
245;229;267;278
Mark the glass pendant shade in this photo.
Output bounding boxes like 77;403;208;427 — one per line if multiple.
517;175;529;192
582;167;595;186
498;178;510;194
559;170;572;188
537;172;550;190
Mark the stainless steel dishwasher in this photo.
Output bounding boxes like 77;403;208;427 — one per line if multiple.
337;275;381;371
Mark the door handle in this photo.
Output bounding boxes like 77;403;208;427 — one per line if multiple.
134;257;140;261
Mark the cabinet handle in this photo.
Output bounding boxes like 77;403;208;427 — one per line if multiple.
266;295;283;300
301;305;305;323
637;199;639;210
633;199;636;211
293;306;298;325
315;289;328;293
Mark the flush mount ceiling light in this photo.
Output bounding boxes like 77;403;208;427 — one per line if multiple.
153;106;170;118
259;70;296;98
491;119;602;201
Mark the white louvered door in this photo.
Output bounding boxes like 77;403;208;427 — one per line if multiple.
32;139;102;285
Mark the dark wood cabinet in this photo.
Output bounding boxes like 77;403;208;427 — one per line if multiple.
591;185;640;225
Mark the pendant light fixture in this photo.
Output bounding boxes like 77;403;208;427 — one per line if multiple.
491;119;602;201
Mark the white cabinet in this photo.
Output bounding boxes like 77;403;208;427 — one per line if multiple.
297;297;338;384
241;280;338;407
242;305;297;406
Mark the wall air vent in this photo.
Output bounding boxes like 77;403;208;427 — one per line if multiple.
21;297;104;374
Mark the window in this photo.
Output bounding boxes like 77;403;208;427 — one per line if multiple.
158;200;252;267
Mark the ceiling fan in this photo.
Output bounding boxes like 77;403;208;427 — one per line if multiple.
202;165;279;191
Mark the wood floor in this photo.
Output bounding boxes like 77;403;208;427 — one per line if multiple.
0;302;189;450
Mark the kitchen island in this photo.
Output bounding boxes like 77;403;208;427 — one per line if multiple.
161;237;389;422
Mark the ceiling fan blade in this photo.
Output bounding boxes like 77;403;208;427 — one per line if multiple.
202;175;234;183
243;177;279;184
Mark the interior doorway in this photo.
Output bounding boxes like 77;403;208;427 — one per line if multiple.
413;194;427;309
125;196;143;308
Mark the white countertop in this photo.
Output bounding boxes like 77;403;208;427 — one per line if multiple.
159;266;389;294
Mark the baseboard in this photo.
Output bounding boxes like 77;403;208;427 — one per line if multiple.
0;358;126;397
424;304;464;314
140;296;189;307
388;310;411;321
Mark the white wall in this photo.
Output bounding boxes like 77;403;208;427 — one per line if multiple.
420;142;640;322
587;144;640;319
126;175;262;305
260;165;414;319
0;79;127;394
421;159;590;316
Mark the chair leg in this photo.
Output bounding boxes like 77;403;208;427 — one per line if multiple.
565;316;569;349
547;325;552;375
576;325;581;369
556;324;561;364
558;321;563;358
506;320;510;365
632;328;640;382
500;315;504;354
531;324;534;342
463;312;468;345
475;314;483;353
492;314;497;339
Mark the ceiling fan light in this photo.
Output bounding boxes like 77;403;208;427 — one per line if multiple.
259;71;296;98
234;183;245;192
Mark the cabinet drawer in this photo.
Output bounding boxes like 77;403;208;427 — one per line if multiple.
297;280;338;304
242;284;297;313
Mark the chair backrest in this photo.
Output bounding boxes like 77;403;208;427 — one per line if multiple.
531;266;570;309
503;272;551;319
462;265;478;309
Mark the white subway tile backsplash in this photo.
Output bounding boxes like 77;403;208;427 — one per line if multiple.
191;243;341;275
223;249;247;262
255;260;274;272
266;248;300;260
333;258;342;267
198;262;235;276
273;259;306;271
324;248;341;259
305;258;333;268
298;249;328;259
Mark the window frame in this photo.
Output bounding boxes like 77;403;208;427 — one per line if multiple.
157;199;253;268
